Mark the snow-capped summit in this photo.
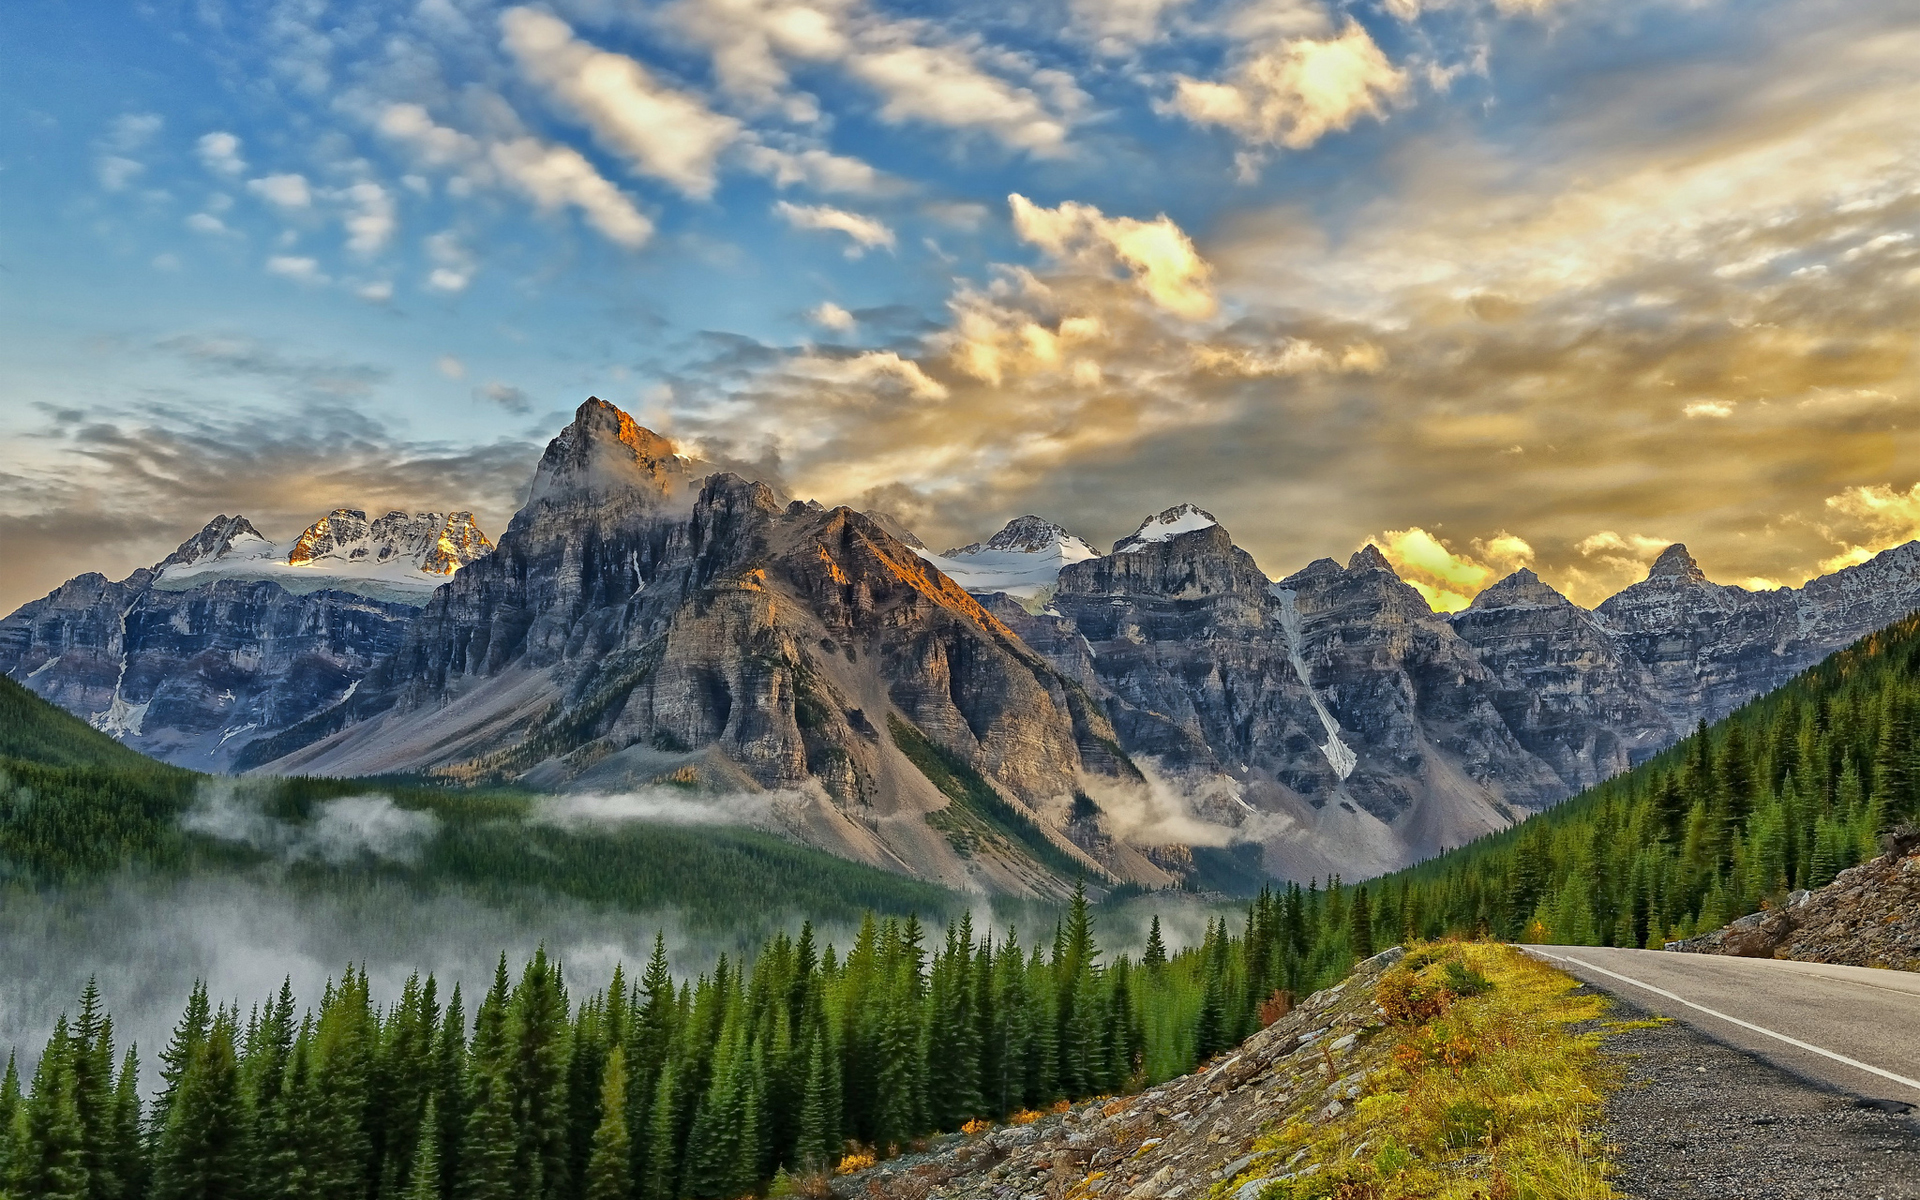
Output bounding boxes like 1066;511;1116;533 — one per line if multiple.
160;515;277;570
1113;504;1219;553
155;509;494;602
917;515;1100;601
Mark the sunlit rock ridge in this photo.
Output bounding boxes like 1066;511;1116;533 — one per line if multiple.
14;395;1920;887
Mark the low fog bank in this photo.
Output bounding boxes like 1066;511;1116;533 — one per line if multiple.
184;787;441;864
0;871;861;1084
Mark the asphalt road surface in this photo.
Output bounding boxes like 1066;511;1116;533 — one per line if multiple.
1521;945;1920;1108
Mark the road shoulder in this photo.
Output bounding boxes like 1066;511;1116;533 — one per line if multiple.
1591;986;1920;1200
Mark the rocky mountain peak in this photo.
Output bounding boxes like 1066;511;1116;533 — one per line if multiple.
1647;543;1707;582
1464;567;1574;612
1114;503;1219;554
1348;543;1395;573
161;515;271;568
283;509;494;577
526;396;695;507
943;515;1099;559
986;515;1097;556
420;513;496;576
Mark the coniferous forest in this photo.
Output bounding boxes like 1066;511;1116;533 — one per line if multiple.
1365;613;1920;948
0;882;1376;1200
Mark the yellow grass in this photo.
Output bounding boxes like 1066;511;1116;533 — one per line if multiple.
1220;943;1621;1200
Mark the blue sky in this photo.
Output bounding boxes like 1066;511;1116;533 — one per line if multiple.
3;0;1918;614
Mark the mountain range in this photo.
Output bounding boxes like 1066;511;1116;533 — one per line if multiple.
9;395;1920;892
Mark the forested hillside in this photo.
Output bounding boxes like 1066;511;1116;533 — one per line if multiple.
0;679;949;924
1360;613;1920;947
0;881;1379;1200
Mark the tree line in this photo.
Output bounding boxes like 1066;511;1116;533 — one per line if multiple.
0;882;1383;1200
1363;612;1920;948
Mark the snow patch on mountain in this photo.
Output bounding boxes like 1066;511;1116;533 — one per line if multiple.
1114;503;1219;553
154;510;494;603
917;515;1100;600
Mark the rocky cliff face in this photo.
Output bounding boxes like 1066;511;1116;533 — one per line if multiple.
0;509;492;770
1449;568;1674;792
1009;525;1562;879
256;399;1166;897
937;515;1920;879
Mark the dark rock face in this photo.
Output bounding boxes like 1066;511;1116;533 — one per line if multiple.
0;508;494;771
1450;568;1674;792
262;401;1153;895
1590;541;1920;728
0;566;421;771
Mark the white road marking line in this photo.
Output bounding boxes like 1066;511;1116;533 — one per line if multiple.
1528;949;1920;1097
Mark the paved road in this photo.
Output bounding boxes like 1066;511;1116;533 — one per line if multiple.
1520;945;1920;1108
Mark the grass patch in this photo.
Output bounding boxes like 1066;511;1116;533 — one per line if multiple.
1223;943;1616;1200
888;715;1087;879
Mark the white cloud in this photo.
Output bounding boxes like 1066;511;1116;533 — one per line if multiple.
788;350;948;400
437;355;466;379
265;255;328;285
357;280;394;303
425;231;475;292
1069;0;1194;51
249;173;313;209
1683;400;1735;418
377;102;652;249
104;112;163;151
810;300;857;331
739;142;889;194
487;138;655;247
196;132;246;177
500;7;741;199
774;201;895;255
1168;20;1409;152
665;0;848;119
667;0;1083;156
1009;194;1216;319
186;212;230;235
1819;483;1920;571
377;103;483;167
340;181;396;254
848;39;1077;156
1576;531;1674;558
96;156;144;192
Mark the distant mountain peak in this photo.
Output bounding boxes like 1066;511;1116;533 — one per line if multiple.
161;515;271;569
1114;504;1219;554
1647;543;1707;581
943;515;1099;559
922;514;1100;600
1464;567;1572;612
151;508;494;602
286;509;489;573
1348;543;1395;573
527;396;693;507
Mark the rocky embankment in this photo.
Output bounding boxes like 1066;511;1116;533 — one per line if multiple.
833;950;1410;1200
1672;827;1920;970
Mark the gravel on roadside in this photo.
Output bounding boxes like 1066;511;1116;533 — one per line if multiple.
1593;986;1920;1199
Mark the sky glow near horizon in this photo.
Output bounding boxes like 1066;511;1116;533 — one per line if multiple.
2;0;1918;615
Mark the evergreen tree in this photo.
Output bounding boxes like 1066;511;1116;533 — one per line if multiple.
405;1098;441;1200
149;1008;244;1200
15;1017;88;1200
1141;917;1167;972
582;1047;630;1200
1349;886;1374;959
